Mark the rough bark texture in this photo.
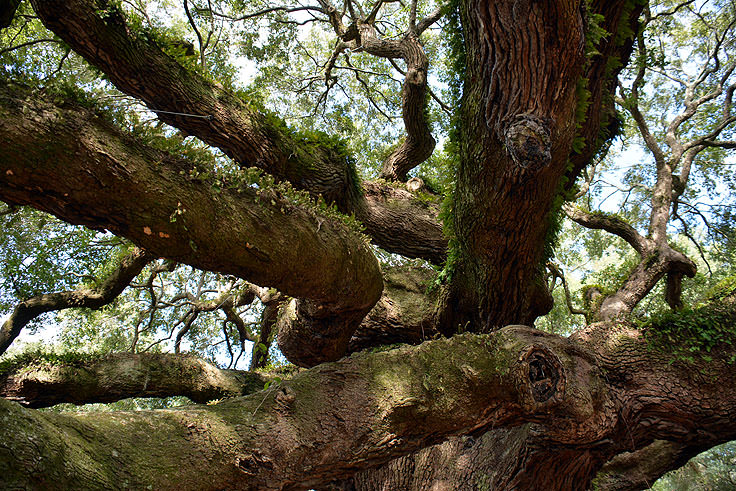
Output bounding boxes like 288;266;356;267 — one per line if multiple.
3;316;736;489
0;327;577;489
438;0;644;333
348;264;439;353
440;0;586;333
348;317;736;490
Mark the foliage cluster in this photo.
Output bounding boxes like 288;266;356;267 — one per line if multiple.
639;299;736;365
0;346;106;376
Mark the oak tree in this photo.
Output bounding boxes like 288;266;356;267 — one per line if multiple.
1;0;736;489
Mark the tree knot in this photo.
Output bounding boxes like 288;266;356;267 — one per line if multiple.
517;345;565;411
275;385;296;411
235;452;273;476
502;114;552;172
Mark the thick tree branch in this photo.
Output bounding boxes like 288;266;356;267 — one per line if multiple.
0;247;154;355
561;205;696;321
0;352;270;408
5;313;736;489
359;182;447;264
0;326;591;489
565;0;645;185
28;0;446;264
0;85;382;367
30;0;358;208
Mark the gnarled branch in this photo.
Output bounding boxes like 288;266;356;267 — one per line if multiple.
0;247;154;355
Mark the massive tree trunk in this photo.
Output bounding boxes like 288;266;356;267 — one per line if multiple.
436;0;642;333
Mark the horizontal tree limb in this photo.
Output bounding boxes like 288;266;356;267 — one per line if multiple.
4;313;736;489
0;352;270;408
0;84;382;366
0;326;582;489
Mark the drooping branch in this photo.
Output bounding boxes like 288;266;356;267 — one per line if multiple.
0;352;271;408
571;4;736;320
28;0;446;265
597;246;695;321
0;247;154;355
0;85;382;367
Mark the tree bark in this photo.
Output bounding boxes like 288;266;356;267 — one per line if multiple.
349;315;736;490
0;84;382;367
0;326;576;489
347;264;439;353
438;0;645;333
0;352;270;408
2;316;736;489
440;0;586;332
0;0;20;29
